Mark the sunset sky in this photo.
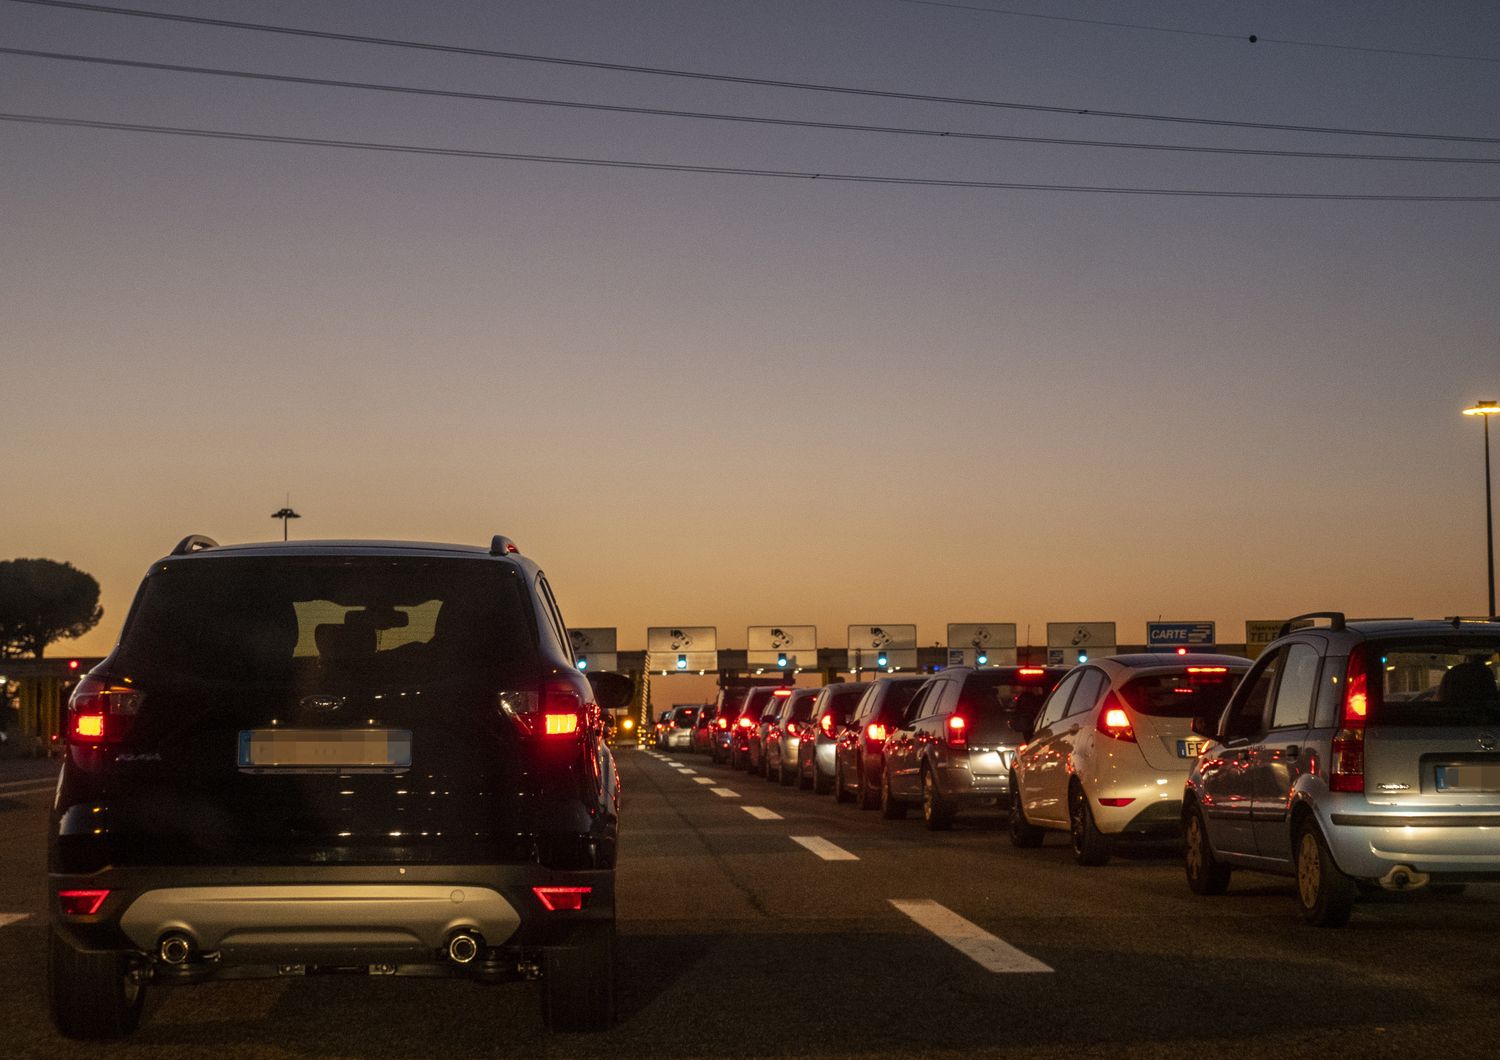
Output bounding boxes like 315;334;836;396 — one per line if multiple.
4;0;1498;661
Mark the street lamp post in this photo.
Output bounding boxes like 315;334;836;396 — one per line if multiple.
270;505;301;541
1462;400;1499;616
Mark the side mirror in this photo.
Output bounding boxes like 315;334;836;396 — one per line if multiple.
1189;715;1216;739
586;671;634;712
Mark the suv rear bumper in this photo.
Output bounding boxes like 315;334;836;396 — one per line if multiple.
1321;810;1500;879
50;862;614;971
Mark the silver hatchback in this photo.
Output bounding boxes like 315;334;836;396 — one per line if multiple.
1184;614;1500;926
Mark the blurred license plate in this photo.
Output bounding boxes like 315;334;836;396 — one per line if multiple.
238;729;412;772
1177;739;1206;758
1434;764;1500;793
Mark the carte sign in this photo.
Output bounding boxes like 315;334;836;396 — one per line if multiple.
747;625;817;670
1146;621;1216;653
568;627;618;672
1046;622;1116;666
1245;620;1284;659
847;624;917;672
947;623;1017;668
646;626;719;673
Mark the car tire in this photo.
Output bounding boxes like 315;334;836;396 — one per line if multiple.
778;757;795;786
47;926;145;1041
858;759;881;811
833;758;853;803
1294;819;1356;927
1068;782;1111;867
1008;774;1044;848
798;752;814;791
921;765;955;831
541;923;616;1032
812;757;833;795
879;764;907;820
1183;803;1231;896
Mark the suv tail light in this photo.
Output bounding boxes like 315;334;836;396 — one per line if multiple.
866;722;887;743
946;714;967;748
819;712;835;736
499;675;591;738
784;721;798;736
1096;693;1136;742
737;716;754;729
57;889;110;916
717;716;729;730
532;886;591;911
1331;649;1370;793
67;676;143;745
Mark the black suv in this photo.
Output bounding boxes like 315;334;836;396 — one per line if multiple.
48;535;629;1039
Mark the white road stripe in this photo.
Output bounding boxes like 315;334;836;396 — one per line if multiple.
676;768;697;775
0;914;32;929
710;787;739;798
693;777;716;785
790;835;858;861
890;899;1052;974
741;806;783;821
0;783;55;797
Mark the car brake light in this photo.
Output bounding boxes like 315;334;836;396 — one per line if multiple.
1186;666;1228;674
1096;694;1136;742
738;716;754;728
785;721;798;736
946;714;967;748
773;689;793;697
532;886;591;911
1331;649;1370;793
717;716;728;730
499;676;590;738
1018;668;1045;677
866;723;887;743
57;889;110;916
819;712;834;735
67;676;143;745
1098;797;1135;807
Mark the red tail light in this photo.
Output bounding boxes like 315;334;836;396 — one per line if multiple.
1187;666;1228;674
57;889;110;916
773;689;793;698
866;723;887;743
500;676;590;738
738;716;754;729
946;714;967;748
717;717;728;730
67;676;143;745
819;712;834;736
784;721;798;736
1098;797;1136;808
532;886;591;911
1331;649;1370;793
1018;667;1045;677
1096;693;1136;742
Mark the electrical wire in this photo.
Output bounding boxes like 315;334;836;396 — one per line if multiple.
894;0;1500;65
8;0;1500;145
4;112;1497;202
7;48;1497;165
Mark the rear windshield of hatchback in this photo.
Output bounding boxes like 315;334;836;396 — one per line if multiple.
1121;668;1243;718
959;672;1065;721
1374;641;1500;727
116;557;538;689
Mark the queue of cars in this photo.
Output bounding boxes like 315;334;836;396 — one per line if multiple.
657;613;1500;928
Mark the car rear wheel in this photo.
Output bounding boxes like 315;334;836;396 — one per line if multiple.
47;926;145;1041
858;759;881;810
833;758;853;803
879;764;907;820
798;751;814;791
1068;783;1111;866
812;756;833;795
778;756;795;785
921;765;955;831
541;923;616;1032
1008;774;1044;848
1294;820;1355;927
1183;804;1231;896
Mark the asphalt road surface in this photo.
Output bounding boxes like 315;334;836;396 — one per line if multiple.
3;748;1498;1059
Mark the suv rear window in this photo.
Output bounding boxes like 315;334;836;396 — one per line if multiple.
117;557;538;689
959;672;1063;721
1374;641;1500;727
1120;668;1242;718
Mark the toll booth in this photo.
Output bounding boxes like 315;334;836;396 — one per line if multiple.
1;657;99;756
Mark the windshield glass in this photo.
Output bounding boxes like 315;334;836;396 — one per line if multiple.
1375;641;1500;727
117;557;538;691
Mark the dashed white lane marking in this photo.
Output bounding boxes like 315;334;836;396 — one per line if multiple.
0;783;55;797
790;835;858;861
0;914;32;929
693;777;716;785
741;806;783;821
710;787;740;798
890;899;1053;974
676;768;697;775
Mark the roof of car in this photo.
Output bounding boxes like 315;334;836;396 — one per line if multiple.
1341;619;1500;636
1098;653;1252;670
162;539;527;562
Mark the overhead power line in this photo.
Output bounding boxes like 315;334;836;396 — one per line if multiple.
894;0;1500;65
8;0;1500;146
4;112;1497;202
7;48;1499;166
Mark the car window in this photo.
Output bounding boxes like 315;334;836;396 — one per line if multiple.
1225;650;1280;739
900;685;934;727
880;679;926;722
1035;670;1081;732
1065;668;1108;718
1270;643;1320;729
923;680;958;718
1373;640;1500;727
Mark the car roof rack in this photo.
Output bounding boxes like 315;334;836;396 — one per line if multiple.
489;535;521;556
170;535;219;556
1278;611;1346;637
1446;615;1500;628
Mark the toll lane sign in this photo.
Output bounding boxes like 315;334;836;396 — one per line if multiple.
1146;621;1215;652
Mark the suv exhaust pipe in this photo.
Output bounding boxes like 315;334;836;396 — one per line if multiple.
158;932;194;965
1378;865;1430;892
446;931;483;965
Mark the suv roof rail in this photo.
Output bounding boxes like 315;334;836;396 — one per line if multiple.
1279;611;1346;637
1446;615;1500;627
489;535;521;556
171;534;219;556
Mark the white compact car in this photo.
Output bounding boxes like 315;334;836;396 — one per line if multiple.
1009;654;1250;865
